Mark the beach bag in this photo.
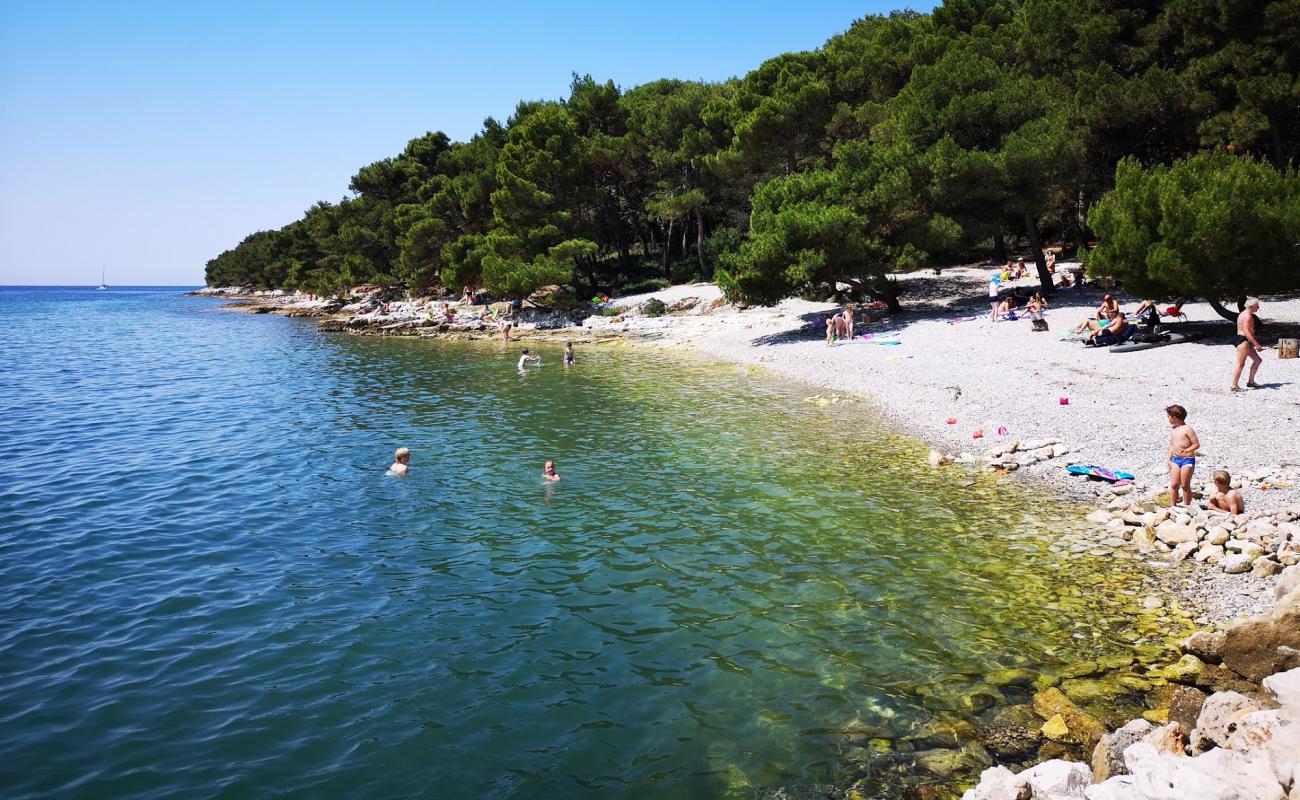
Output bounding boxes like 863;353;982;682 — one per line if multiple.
1031;317;1049;332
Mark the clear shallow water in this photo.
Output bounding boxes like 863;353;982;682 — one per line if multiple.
1;287;1157;798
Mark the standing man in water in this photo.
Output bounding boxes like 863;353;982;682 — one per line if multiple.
1231;297;1264;392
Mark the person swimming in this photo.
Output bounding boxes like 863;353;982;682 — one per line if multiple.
542;460;560;481
389;447;410;475
563;342;575;366
517;349;541;369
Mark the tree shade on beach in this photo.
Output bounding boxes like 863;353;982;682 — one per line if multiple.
205;0;1300;305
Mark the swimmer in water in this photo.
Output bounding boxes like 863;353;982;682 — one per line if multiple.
563;342;575;366
542;460;560;481
517;349;541;369
389;447;410;475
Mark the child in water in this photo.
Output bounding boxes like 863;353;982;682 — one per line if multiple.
542;460;560;481
389;447;410;475
517;349;541;369
563;342;575;366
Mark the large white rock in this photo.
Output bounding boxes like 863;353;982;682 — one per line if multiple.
960;765;1028;800
1017;759;1092;799
1277;565;1300;604
1264;668;1300;716
1220;553;1254;574
1105;741;1285;799
1156;521;1199;545
1191;692;1259;752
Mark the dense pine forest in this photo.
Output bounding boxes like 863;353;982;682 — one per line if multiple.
205;0;1300;309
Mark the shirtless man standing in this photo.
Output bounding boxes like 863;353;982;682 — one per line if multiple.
1231;298;1264;392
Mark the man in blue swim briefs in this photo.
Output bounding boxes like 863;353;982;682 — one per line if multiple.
1165;404;1200;508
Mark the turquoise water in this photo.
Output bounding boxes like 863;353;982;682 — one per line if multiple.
0;288;1156;798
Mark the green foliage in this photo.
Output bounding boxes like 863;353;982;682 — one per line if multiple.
1086;154;1300;300
642;298;668;317
206;0;1300;306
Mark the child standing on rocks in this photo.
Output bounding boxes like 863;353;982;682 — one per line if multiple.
1165;404;1200;507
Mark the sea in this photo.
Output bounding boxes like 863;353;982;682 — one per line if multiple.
0;286;1162;798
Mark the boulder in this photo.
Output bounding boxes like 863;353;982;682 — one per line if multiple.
1155;654;1206;685
960;765;1028;800
1220;553;1253;574
1091;718;1153;782
1224;709;1284;754
1170;541;1199;563
1086;510;1112;525
1190;691;1259;752
1263;668;1300;714
1194;543;1224;563
1032;688;1106;749
980;704;1044;760
1220;599;1300;681
1254;558;1284;578
1276;565;1300;604
1168;685;1210;733
1142;721;1188;755
1205;527;1231;546
1133;526;1157;551
1099;741;1285;800
1155;521;1199;545
1016;759;1091;799
1181;632;1226;664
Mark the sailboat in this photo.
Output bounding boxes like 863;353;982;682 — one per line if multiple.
97;265;108;291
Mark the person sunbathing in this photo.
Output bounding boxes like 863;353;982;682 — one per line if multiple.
1087;312;1128;345
1013;257;1027;279
1056;271;1075;288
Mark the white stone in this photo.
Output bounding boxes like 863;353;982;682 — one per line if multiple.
1017;759;1092;799
1191;691;1259;752
960;765;1028;800
1156;521;1199;545
1277;565;1300;604
1264;668;1300;715
1206;527;1231;546
1220;553;1254;574
1170;541;1199;564
1112;741;1284;800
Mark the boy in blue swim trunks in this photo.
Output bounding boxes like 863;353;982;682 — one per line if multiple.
1165;404;1200;507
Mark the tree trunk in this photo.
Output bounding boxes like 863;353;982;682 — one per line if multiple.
1207;295;1247;322
663;218;674;275
872;277;902;314
680;216;688;259
695;207;707;278
992;228;1006;263
1269;120;1285;170
1022;210;1053;295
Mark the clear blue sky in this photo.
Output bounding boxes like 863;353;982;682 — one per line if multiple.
0;1;934;286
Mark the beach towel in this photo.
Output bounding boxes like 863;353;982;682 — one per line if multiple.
1065;464;1135;482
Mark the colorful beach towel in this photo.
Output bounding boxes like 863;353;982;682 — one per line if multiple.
1065;464;1135;482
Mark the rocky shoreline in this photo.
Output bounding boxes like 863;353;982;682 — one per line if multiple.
193;282;1298;798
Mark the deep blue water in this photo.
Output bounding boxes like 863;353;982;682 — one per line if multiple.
0;287;1148;799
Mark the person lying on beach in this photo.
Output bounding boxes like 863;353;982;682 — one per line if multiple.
1095;294;1119;320
1086;312;1128;344
389;447;410;476
1166;404;1199;507
1207;470;1245;514
517;349;540;369
563;342;575;366
1056;271;1075;288
542;460;560;482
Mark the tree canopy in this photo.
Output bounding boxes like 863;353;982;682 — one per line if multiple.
206;0;1300;306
